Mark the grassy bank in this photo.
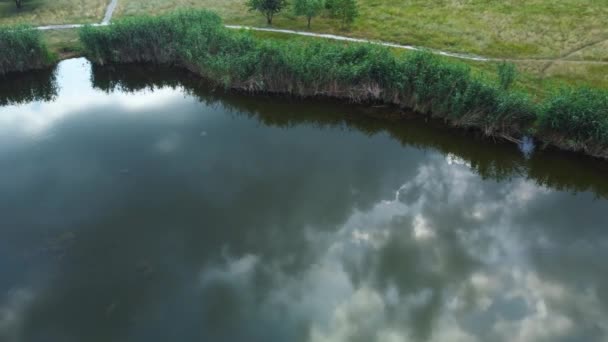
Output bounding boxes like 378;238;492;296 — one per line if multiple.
114;0;608;61
76;10;606;158
115;0;608;91
0;25;54;74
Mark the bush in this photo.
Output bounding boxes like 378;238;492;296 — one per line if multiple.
293;0;325;28
0;25;52;75
540;87;608;145
326;0;358;29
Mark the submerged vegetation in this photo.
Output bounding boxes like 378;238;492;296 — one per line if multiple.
78;10;608;158
0;25;53;75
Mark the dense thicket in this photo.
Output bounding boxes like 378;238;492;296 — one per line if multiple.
79;11;608;158
0;25;52;75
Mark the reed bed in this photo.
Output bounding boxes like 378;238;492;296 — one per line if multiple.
79;11;608;158
0;25;53;75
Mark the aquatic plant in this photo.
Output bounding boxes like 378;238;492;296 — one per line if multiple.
0;25;52;75
540;87;608;152
78;10;608;158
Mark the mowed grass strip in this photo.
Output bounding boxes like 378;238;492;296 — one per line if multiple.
114;0;608;60
0;0;107;26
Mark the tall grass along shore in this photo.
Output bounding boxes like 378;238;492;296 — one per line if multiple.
76;10;606;159
0;25;53;75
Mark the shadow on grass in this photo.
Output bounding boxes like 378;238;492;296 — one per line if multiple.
0;0;44;18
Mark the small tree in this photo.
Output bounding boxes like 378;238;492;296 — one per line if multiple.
293;0;324;29
246;0;289;25
15;0;23;9
327;0;358;29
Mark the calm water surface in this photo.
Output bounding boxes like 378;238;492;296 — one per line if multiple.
1;59;608;342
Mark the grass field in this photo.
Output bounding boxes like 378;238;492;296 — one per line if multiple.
114;0;608;61
0;0;106;26
250;30;608;98
113;0;608;91
1;0;607;92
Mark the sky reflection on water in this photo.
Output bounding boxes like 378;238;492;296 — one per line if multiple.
1;59;607;342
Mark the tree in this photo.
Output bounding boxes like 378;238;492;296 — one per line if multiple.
15;0;23;9
293;0;324;29
246;0;289;25
327;0;358;29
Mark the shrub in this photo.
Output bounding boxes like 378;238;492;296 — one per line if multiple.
327;0;358;29
0;25;52;75
540;87;608;145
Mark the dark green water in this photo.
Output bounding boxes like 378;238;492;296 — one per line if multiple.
1;58;608;342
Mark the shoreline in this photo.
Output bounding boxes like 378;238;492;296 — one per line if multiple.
3;54;608;165
48;55;608;161
2;11;607;161
4;51;608;162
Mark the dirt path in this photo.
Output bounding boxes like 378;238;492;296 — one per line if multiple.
226;26;608;66
101;0;119;25
225;25;491;62
34;4;608;67
540;37;608;74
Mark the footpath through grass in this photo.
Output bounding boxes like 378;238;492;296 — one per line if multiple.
79;11;608;159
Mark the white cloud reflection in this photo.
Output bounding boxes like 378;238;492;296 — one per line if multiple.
194;153;608;342
2;58;607;342
0;59;188;137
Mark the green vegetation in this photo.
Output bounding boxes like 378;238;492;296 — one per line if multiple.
113;0;608;60
79;11;608;158
326;0;357;29
1;0;606;90
293;0;324;29
497;62;516;91
246;0;288;25
110;0;608;90
540;88;608;154
41;28;82;57
0;24;53;74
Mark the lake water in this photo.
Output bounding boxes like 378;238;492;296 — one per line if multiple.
1;58;608;342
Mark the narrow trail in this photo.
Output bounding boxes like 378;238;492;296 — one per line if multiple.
33;1;608;67
101;0;119;25
226;25;491;62
541;37;608;74
226;25;608;66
